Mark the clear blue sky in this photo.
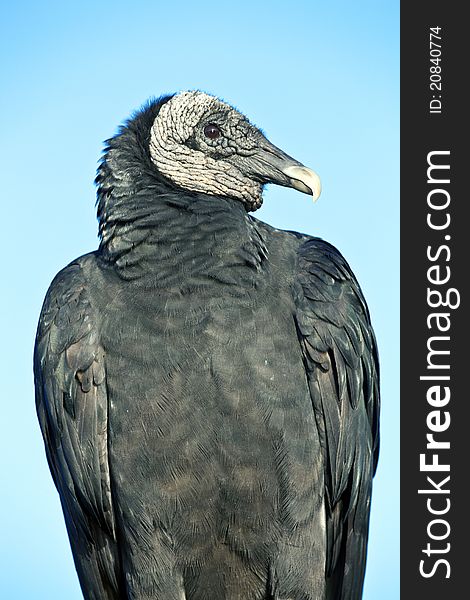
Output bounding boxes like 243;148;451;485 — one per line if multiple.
0;1;399;598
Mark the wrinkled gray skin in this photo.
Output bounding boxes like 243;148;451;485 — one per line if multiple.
34;91;379;600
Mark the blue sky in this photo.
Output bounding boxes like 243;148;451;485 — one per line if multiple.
0;1;399;597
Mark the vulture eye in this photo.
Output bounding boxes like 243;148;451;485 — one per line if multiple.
203;123;222;140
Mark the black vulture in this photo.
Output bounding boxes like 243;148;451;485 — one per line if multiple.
34;91;380;600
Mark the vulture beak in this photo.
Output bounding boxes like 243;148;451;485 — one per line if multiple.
282;165;322;202
252;138;322;202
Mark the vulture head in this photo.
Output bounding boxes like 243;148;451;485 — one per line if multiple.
96;92;321;247
147;91;321;211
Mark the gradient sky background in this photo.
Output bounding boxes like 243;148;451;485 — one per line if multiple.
0;1;399;598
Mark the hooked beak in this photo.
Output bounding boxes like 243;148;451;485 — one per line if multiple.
248;138;322;202
281;165;322;202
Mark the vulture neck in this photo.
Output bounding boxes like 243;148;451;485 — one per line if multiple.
97;190;268;289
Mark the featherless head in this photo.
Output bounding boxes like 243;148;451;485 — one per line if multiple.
148;91;321;211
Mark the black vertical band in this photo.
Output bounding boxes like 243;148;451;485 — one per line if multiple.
400;3;467;597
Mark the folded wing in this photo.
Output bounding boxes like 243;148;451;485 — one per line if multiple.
34;259;123;600
293;238;380;600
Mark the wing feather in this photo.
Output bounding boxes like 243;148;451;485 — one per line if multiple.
34;258;123;600
293;238;380;600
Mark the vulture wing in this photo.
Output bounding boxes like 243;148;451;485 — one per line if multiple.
34;258;122;600
293;237;380;600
